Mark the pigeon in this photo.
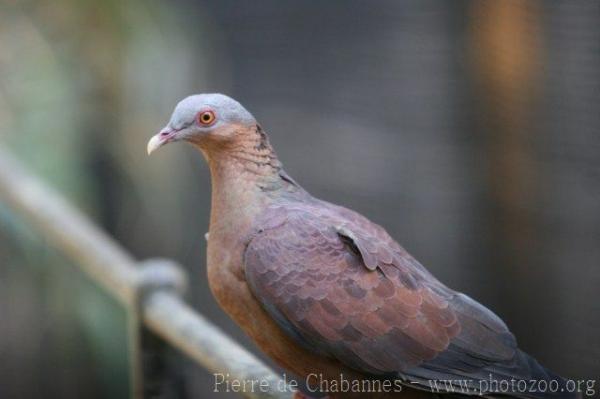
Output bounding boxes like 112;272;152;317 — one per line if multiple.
147;94;576;398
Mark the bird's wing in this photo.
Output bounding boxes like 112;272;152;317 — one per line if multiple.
244;203;535;393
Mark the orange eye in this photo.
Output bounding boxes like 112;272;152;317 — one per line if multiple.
197;110;216;126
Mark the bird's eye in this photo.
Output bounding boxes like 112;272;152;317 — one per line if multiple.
197;110;216;126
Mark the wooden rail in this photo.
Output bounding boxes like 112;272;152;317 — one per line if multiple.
0;147;293;399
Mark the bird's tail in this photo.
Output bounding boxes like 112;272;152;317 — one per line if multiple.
481;350;580;399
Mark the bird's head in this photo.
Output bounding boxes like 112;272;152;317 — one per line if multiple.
147;93;257;155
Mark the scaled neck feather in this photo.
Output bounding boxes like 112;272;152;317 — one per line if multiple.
200;124;298;238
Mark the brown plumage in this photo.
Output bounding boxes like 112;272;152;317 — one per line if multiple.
147;94;574;398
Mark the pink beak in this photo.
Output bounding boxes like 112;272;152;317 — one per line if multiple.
147;128;177;155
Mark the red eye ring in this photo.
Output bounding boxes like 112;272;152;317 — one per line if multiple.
197;110;216;126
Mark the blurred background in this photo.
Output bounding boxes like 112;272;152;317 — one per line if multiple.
1;1;599;398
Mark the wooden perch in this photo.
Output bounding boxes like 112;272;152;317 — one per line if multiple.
0;147;293;399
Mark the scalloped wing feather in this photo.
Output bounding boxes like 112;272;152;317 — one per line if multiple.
243;201;562;396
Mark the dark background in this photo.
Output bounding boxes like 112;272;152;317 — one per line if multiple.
1;1;599;398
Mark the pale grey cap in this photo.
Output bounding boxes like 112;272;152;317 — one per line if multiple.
168;93;256;130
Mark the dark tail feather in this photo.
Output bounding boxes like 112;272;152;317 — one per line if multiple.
402;349;580;398
482;350;580;399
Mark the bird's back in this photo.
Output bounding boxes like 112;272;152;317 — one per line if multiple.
244;192;574;398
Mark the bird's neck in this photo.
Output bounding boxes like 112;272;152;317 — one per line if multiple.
200;125;288;238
